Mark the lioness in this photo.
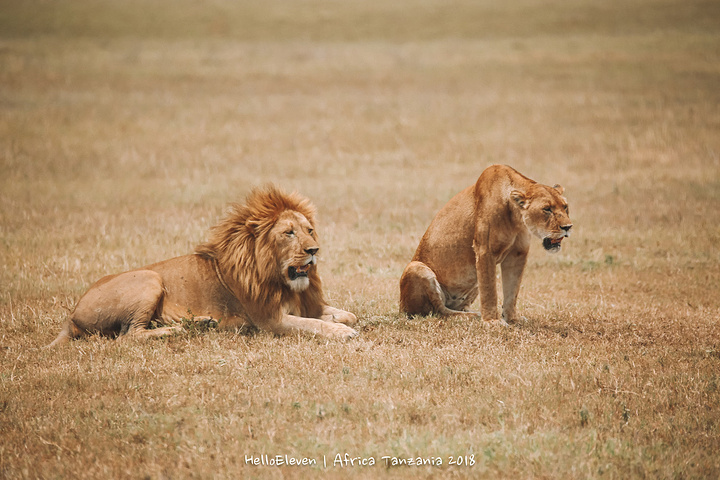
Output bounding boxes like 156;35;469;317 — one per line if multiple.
48;185;358;346
399;164;572;325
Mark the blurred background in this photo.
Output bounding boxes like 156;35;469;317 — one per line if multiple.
1;1;719;477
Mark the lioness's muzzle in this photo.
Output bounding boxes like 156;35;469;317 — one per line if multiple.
542;237;563;251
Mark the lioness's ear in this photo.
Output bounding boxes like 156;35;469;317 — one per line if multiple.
510;190;528;209
553;184;565;195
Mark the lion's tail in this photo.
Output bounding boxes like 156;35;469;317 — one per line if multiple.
45;319;83;349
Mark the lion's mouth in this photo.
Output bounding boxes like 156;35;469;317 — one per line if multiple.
288;264;311;280
542;236;564;251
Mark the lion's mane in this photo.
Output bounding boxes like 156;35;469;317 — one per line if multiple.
195;185;325;321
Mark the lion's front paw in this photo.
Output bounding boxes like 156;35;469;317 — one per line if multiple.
339;312;357;326
322;307;357;326
329;323;358;340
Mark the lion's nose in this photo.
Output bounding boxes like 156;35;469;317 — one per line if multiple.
561;224;573;234
305;247;319;256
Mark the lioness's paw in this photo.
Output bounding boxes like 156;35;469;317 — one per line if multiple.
502;315;527;326
485;318;510;328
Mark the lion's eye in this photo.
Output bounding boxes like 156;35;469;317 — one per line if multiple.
285;230;295;237
307;229;314;236
543;207;553;214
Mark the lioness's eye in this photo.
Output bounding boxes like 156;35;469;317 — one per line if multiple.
308;229;314;236
543;207;553;214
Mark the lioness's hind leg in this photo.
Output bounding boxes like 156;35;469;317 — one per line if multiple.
400;261;470;317
400;261;442;316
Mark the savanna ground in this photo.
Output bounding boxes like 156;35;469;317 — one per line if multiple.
1;0;719;478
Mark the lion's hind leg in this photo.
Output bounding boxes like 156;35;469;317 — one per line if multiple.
45;319;84;348
74;270;181;342
122;324;184;340
119;271;185;341
46;270;180;347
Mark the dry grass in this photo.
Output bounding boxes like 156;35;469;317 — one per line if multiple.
2;0;720;478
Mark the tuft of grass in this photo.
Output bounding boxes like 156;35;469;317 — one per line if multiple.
178;312;219;336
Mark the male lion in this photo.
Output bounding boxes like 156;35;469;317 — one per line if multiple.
47;185;358;347
399;164;572;325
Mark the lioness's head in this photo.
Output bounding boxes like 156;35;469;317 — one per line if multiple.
270;210;319;291
511;184;573;253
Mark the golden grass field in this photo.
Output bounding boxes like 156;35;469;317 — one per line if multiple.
1;0;719;478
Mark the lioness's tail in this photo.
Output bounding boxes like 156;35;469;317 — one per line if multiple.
45;320;83;348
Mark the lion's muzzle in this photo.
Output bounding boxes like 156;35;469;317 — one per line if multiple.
288;265;310;280
288;255;316;280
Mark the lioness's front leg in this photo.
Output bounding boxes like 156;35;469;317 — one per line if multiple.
272;314;358;340
475;250;507;326
321;305;357;326
500;247;529;324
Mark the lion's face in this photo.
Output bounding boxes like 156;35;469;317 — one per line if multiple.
271;210;320;291
512;184;573;253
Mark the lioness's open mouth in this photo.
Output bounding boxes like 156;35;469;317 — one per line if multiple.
288;264;311;280
542;237;563;251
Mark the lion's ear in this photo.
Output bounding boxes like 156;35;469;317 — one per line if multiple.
553;184;565;195
510;190;528;209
